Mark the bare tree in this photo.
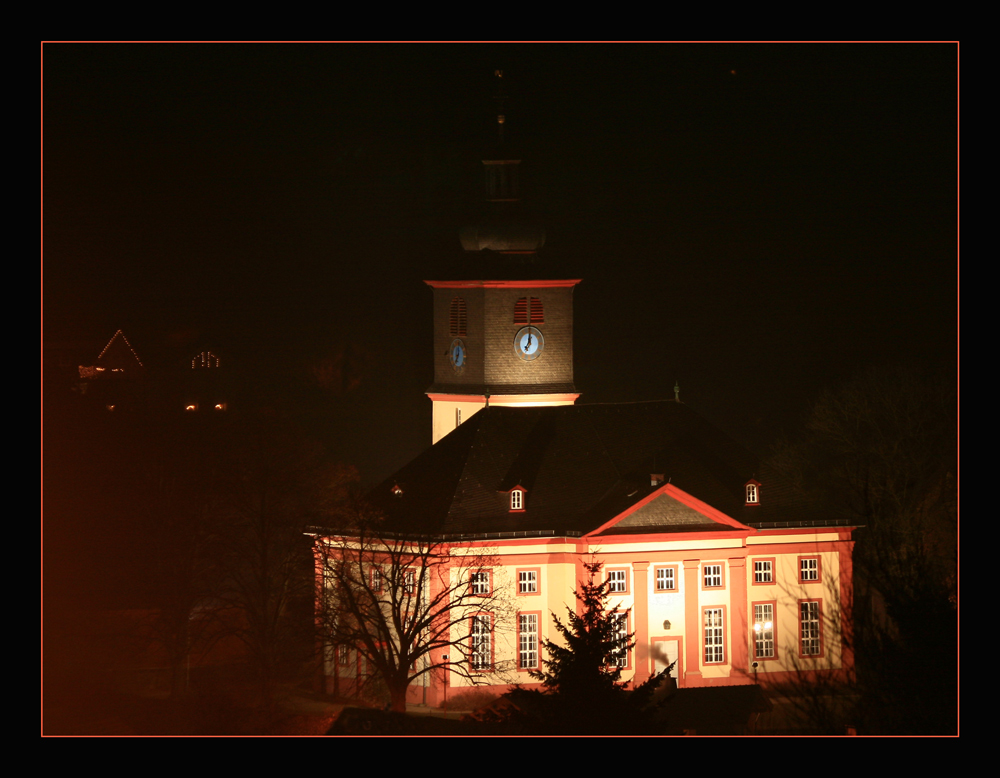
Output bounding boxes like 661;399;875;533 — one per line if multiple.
312;504;513;712
764;363;957;733
206;413;357;721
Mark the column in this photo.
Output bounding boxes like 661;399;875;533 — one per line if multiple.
728;556;749;679
683;560;702;683
632;561;650;684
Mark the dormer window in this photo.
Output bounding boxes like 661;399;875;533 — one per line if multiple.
746;479;761;505
510;489;525;511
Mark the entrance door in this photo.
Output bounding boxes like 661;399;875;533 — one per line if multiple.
653;637;682;686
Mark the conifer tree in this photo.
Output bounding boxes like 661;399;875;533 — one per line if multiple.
504;560;670;734
530;560;633;701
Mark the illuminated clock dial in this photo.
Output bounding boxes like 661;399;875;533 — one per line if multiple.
449;338;467;372
514;326;544;361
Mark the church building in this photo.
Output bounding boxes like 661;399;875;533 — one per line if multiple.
314;73;856;708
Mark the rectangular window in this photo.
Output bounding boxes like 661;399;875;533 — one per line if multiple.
704;608;725;664
518;613;539;670
703;564;723;589
753;560;773;584
655;566;676;591
337;644;350;666
753;602;775;659
370;568;382;593
471;614;492;671
800;557;820;583
613;614;629;668
518;569;538;594
800;601;822;657
471;571;491;596
608;569;628;593
403;569;416;596
456;408;462;428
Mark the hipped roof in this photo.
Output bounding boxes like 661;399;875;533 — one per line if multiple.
369;401;808;538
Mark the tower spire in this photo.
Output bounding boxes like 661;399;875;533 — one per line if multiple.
458;69;544;254
493;69;508;146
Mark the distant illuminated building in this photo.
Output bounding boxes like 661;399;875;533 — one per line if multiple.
74;329;146;411
69;331;231;415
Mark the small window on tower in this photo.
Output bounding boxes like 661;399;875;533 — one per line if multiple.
450;298;467;336
513;297;544;324
510;489;524;511
746;480;761;505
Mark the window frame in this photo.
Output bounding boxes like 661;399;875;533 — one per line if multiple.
470;613;494;672
517;611;541;671
402;569;416;596
702;562;726;591
607;567;630;595
470;570;492;597
798;599;824;658
752;600;778;661
516;567;540;596
369;567;383;594
702;605;727;666
510;488;525;512
745;479;761;505
798;555;822;584
752;558;775;586
654;565;678;592
611;611;631;670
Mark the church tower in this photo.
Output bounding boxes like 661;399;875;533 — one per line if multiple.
426;72;579;444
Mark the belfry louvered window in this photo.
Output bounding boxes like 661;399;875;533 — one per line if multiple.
513;297;544;324
450;298;467;336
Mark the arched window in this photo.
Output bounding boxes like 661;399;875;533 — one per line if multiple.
449;298;467;336
510;489;525;511
746;480;761;505
513;297;543;325
191;351;220;369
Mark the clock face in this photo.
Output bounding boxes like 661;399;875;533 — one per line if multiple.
449;338;467;372
514;326;544;361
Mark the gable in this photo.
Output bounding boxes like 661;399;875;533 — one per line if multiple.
615;490;714;528
588;482;755;538
80;329;145;379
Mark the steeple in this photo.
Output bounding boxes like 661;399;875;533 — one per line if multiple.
459;70;546;255
426;71;578;445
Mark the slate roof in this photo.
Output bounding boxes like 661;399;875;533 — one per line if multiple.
369;401;816;537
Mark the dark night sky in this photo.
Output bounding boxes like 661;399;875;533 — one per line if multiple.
43;43;957;484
